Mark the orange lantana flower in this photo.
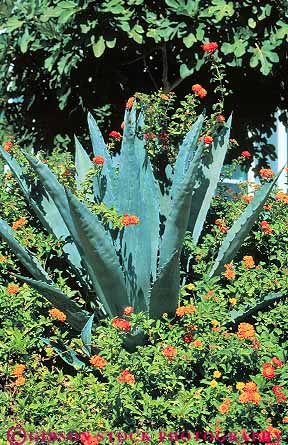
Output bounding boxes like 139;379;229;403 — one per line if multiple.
90;355;107;369
6;284;19;295
12;364;25;376
243;255;255;268
176;305;197;317
49;308;67;322
236;322;255;340
12;218;27;230
118;370;135;384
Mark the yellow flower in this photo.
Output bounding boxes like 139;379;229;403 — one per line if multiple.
210;380;218;388
213;371;222;378
236;382;245;390
229;298;237;305
186;283;195;290
211;319;219;326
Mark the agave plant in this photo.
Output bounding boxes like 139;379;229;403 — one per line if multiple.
0;102;285;353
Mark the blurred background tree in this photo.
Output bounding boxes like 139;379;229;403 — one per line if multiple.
0;0;287;168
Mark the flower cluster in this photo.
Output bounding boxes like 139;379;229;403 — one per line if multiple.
239;381;261;405
241;150;251;158
123;306;134;316
243;255;255;268
242;194;253;203
202;42;218;53
12;364;26;386
80;432;99;445
90;355;107;369
259;168;274;179
272;385;286;404
6;284;20;295
3;140;13;152
48;308;67;322
162;346;178;361
214;218;228;234
121;214;140;226
236;322;255;340
224;263;235;280
262;362;275;379
260;220;273;234
12;217;27;230
92;156;105;165
118;370;135;384
111;317;131;331
275;191;288;204
176;305;197;317
191;84;207;99
109;131;122;141
126;97;134;110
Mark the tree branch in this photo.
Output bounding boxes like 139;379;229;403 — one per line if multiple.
161;43;171;92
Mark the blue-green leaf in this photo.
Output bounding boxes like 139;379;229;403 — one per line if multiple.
81;314;94;356
149;251;179;319
74;135;93;189
65;188;129;316
40;337;87;370
210;167;285;277
188;115;232;244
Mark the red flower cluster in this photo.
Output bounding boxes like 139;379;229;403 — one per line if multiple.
118;369;135;384
259;220;273;234
182;333;193;343
192;84;207;99
109;131;122;141
144;132;157;141
121;214;140;226
3;141;13;152
215;218;228;234
262;362;275;379
92;156;105;165
272;356;283;367
162;346;177;361
63;170;71;177
272;385;286;404
215;114;225;123
111;317;131;331
123;306;134;316
202;42;218;53
203;135;213;145
80;432;99;445
241;151;251;158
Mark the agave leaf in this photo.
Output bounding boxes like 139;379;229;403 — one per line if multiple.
159;140;206;269
226;291;286;326
87;112;117;207
116;104;152;309
14;274;89;332
81;314;94;356
40;337;87;370
170;112;205;201
65;188;129;316
149;250;179;319
209;167;285;277
188;115;232;244
0;216;52;283
74;135;93;189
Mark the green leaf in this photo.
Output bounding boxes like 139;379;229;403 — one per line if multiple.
92;36;106;58
248;18;256;29
19;28;33;53
15;274;89;332
106;37;117;48
209;166;285;277
183;33;196;48
2;17;24;32
179;63;194;79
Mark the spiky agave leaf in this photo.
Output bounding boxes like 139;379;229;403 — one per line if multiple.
210;166;285;277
